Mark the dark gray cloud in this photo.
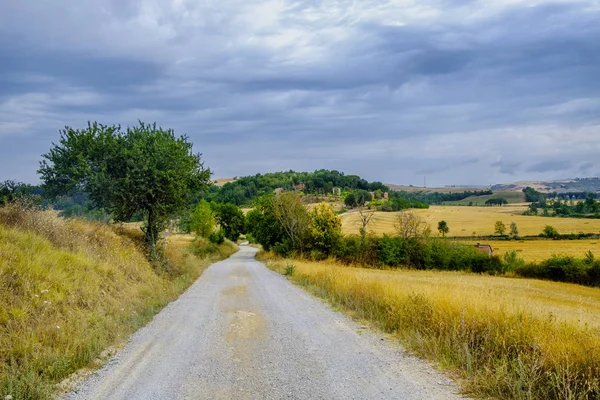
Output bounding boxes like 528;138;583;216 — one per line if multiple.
527;160;573;173
0;0;599;185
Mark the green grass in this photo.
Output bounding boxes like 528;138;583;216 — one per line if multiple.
0;205;236;399
444;191;525;205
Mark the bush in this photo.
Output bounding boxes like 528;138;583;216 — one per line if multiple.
514;255;600;287
333;235;381;266
208;228;225;244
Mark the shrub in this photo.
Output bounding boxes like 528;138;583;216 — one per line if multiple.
208;228;225;244
514;255;600;287
542;225;560;239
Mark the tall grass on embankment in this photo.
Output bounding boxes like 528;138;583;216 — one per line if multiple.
260;252;600;399
0;205;236;400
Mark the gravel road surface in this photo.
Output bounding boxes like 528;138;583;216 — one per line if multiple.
64;246;466;400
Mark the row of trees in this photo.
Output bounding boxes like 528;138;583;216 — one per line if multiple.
526;193;600;217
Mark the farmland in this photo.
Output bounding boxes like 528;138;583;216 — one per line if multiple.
340;205;600;237
339;205;600;261
460;239;600;262
264;255;600;398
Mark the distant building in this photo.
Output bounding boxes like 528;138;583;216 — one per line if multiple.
383;192;389;200
332;187;341;195
369;191;376;200
295;183;306;191
274;187;284;195
475;243;493;256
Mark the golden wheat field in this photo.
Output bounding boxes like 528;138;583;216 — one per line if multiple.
340;205;600;261
459;239;600;262
263;255;600;398
341;205;600;237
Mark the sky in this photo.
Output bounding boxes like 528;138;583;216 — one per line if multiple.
1;0;599;187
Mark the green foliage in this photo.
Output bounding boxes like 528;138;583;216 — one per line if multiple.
245;195;286;251
509;222;519;238
212;203;245;242
272;192;310;250
522;187;546;203
344;189;372;208
0;181;42;208
38;122;211;247
503;250;526;272
391;189;493;205
190;200;214;238
307;203;342;254
485;198;508;206
494;221;506;236
208;228;225;244
208;169;389;206
515;255;600;287
284;262;295;276
542;225;560;239
334;235;503;273
437;220;449;237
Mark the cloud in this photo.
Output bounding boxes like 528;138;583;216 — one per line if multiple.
527;160;573;173
0;0;599;185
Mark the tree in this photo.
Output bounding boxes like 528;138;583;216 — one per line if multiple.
245;194;285;251
486;198;508;206
356;205;376;238
510;222;519;238
190;200;215;238
344;189;371;208
272;192;310;250
39;122;211;248
494;221;506;236
542;225;560;239
344;191;357;208
394;211;430;239
437;220;449;237
212;203;245;242
0;180;41;207
307;203;342;255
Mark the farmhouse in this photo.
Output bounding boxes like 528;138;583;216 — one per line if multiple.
475;243;493;256
295;183;306;191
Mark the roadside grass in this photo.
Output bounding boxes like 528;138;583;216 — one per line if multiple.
260;252;600;399
341;206;600;238
0;205;236;400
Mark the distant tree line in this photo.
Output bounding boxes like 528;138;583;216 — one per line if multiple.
205;169;389;206
390;189;493;205
523;186;600;218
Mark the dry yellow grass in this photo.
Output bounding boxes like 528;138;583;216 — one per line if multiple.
263;254;600;399
341;206;600;237
0;206;236;400
459;239;600;262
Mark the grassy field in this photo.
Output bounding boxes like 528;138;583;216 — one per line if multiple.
459;239;600;262
443;190;526;205
263;254;600;399
0;206;236;399
341;205;600;237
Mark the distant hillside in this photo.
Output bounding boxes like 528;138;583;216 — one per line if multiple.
492;178;600;193
386;184;490;193
206;170;388;206
444;190;526;205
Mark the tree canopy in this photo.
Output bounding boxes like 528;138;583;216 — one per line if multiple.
39;122;211;247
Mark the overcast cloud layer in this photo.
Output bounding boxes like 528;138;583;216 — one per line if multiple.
1;0;599;186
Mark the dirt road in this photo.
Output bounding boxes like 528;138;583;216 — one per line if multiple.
65;246;465;400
